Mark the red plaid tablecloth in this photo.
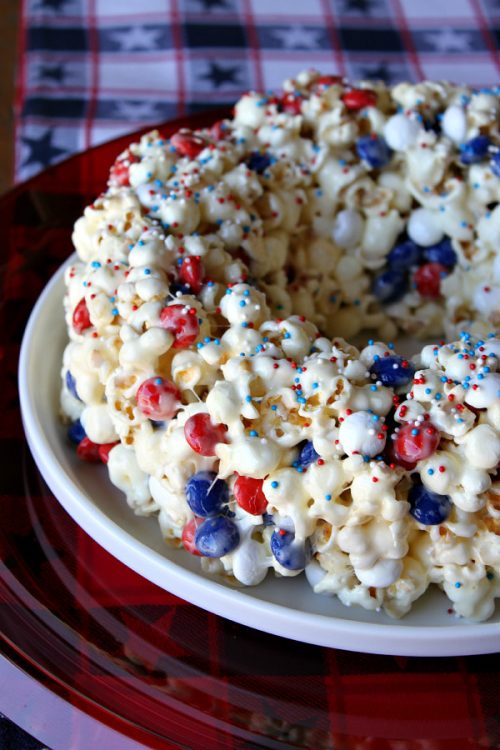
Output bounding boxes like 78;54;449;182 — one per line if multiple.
3;4;500;749
15;0;500;182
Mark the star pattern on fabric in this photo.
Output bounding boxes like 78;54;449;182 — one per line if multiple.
340;0;380;13
424;28;473;52
193;0;231;8
358;62;394;83
37;63;68;83
34;0;71;10
199;62;242;88
112;100;159;119
21;130;68;169
272;26;324;50
109;26;164;51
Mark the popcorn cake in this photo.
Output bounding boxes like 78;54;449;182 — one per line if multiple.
61;71;500;621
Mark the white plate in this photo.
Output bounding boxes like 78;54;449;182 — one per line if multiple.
19;258;500;656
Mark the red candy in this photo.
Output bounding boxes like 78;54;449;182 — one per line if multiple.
342;88;377;110
280;92;303;114
72;298;92;334
171;129;207;159
159;304;199;348
179;256;204;294
136;377;181;420
109;151;139;187
394;422;440;467
182;517;204;556
184;413;228;457
414;262;448;299
312;75;342;91
98;442;119;464
76;437;101;463
233;475;268;515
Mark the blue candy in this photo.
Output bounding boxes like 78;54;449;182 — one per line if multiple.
297;440;319;467
247;151;272;173
270;530;308;570
369;354;415;388
372;269;408;304
356;135;392;169
459;136;490;165
66;370;81;401
387;240;422;271
409;484;451;525
423;237;457;268
185;471;229;517
194;516;240;557
490;151;500;178
67;419;86;444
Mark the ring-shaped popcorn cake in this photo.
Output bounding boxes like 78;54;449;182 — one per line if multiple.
61;71;500;621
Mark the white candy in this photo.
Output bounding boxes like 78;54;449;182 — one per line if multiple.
442;105;467;144
407;208;444;247
231;538;269;586
383;113;420;151
338;410;387;457
332;209;364;249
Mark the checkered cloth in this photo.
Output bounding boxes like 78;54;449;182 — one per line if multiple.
15;0;500;181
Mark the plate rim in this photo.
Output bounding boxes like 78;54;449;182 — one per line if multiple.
18;260;500;658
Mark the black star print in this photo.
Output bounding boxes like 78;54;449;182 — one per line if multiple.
199;62;241;88
22;130;68;169
359;62;393;83
38;64;67;83
341;0;379;13
194;0;230;9
35;0;71;10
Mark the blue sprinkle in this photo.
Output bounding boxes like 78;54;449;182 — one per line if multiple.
427;468;434;475
271;481;279;488
325;494;332;501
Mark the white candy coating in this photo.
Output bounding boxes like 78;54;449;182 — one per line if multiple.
60;71;500;623
407;208;444;247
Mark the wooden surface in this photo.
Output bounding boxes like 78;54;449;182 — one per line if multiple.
0;0;20;195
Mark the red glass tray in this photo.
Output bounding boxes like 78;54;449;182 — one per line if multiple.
1;112;500;750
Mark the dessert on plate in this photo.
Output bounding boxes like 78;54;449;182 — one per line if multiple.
60;70;500;621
